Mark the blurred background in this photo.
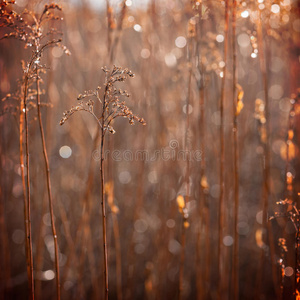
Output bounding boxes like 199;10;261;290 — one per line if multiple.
0;0;299;299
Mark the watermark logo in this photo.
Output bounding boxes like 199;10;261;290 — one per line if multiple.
92;139;202;162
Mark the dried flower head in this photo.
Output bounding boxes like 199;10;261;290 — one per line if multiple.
60;65;146;135
1;2;69;115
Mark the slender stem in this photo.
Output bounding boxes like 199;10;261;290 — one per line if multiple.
35;194;47;300
106;0;112;58
179;31;193;300
196;6;209;298
256;10;280;299
199;13;211;299
232;1;239;299
23;74;35;300
110;0;127;64
36;69;60;300
101;85;109;300
61;150;97;288
0;129;11;297
179;220;186;300
19;77;31;298
218;1;229;298
86;225;101;300
257;12;269;240
112;211;123;300
295;227;299;298
19;85;27;243
256;11;269;298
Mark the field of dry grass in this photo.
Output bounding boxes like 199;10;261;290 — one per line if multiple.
0;0;299;299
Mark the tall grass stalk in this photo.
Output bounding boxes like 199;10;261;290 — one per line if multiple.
0;133;11;297
179;21;193;299
194;5;210;298
0;3;68;298
23;71;35;300
256;9;280;299
110;0;127;63
36;68;60;300
112;211;123;300
100;94;109;299
256;10;270;299
60;66;145;300
105;183;123;300
17;69;33;299
35;195;47;299
67;6;127;295
231;1;239;299
179;218;187;300
218;1;229;298
106;0;113;56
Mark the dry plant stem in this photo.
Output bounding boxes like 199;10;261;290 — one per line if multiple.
295;223;300;298
256;13;280;300
23;74;35;300
61;217;82;290
19;86;31;298
112;212;122;300
77;205;99;299
35;195;47;300
58;201;74;253
0;170;11;298
179;220;187;300
100;135;108;300
19;99;27;236
218;1;229;298
125;163;147;299
258;16;270;245
86;226;101;300
231;1;239;299
0;186;5;298
255;16;265;298
61;168;95;289
106;182;123;300
110;0;127;63
201;46;210;300
107;5;126;295
267;220;279;298
179;41;193;300
61;138;98;287
106;0;112;56
195;8;209;299
197;82;207;300
60;66;145;300
77;229;88;300
256;13;271;299
101;87;109;300
36;70;60;300
286;97;299;297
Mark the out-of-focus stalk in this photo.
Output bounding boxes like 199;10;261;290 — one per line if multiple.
218;1;229;298
231;1;239;299
23;73;35;300
36;68;60;300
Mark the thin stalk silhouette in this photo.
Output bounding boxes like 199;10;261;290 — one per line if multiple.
60;66;145;300
231;1;239;299
36;68;60;300
218;1;229;298
23;73;35;300
100;87;109;300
